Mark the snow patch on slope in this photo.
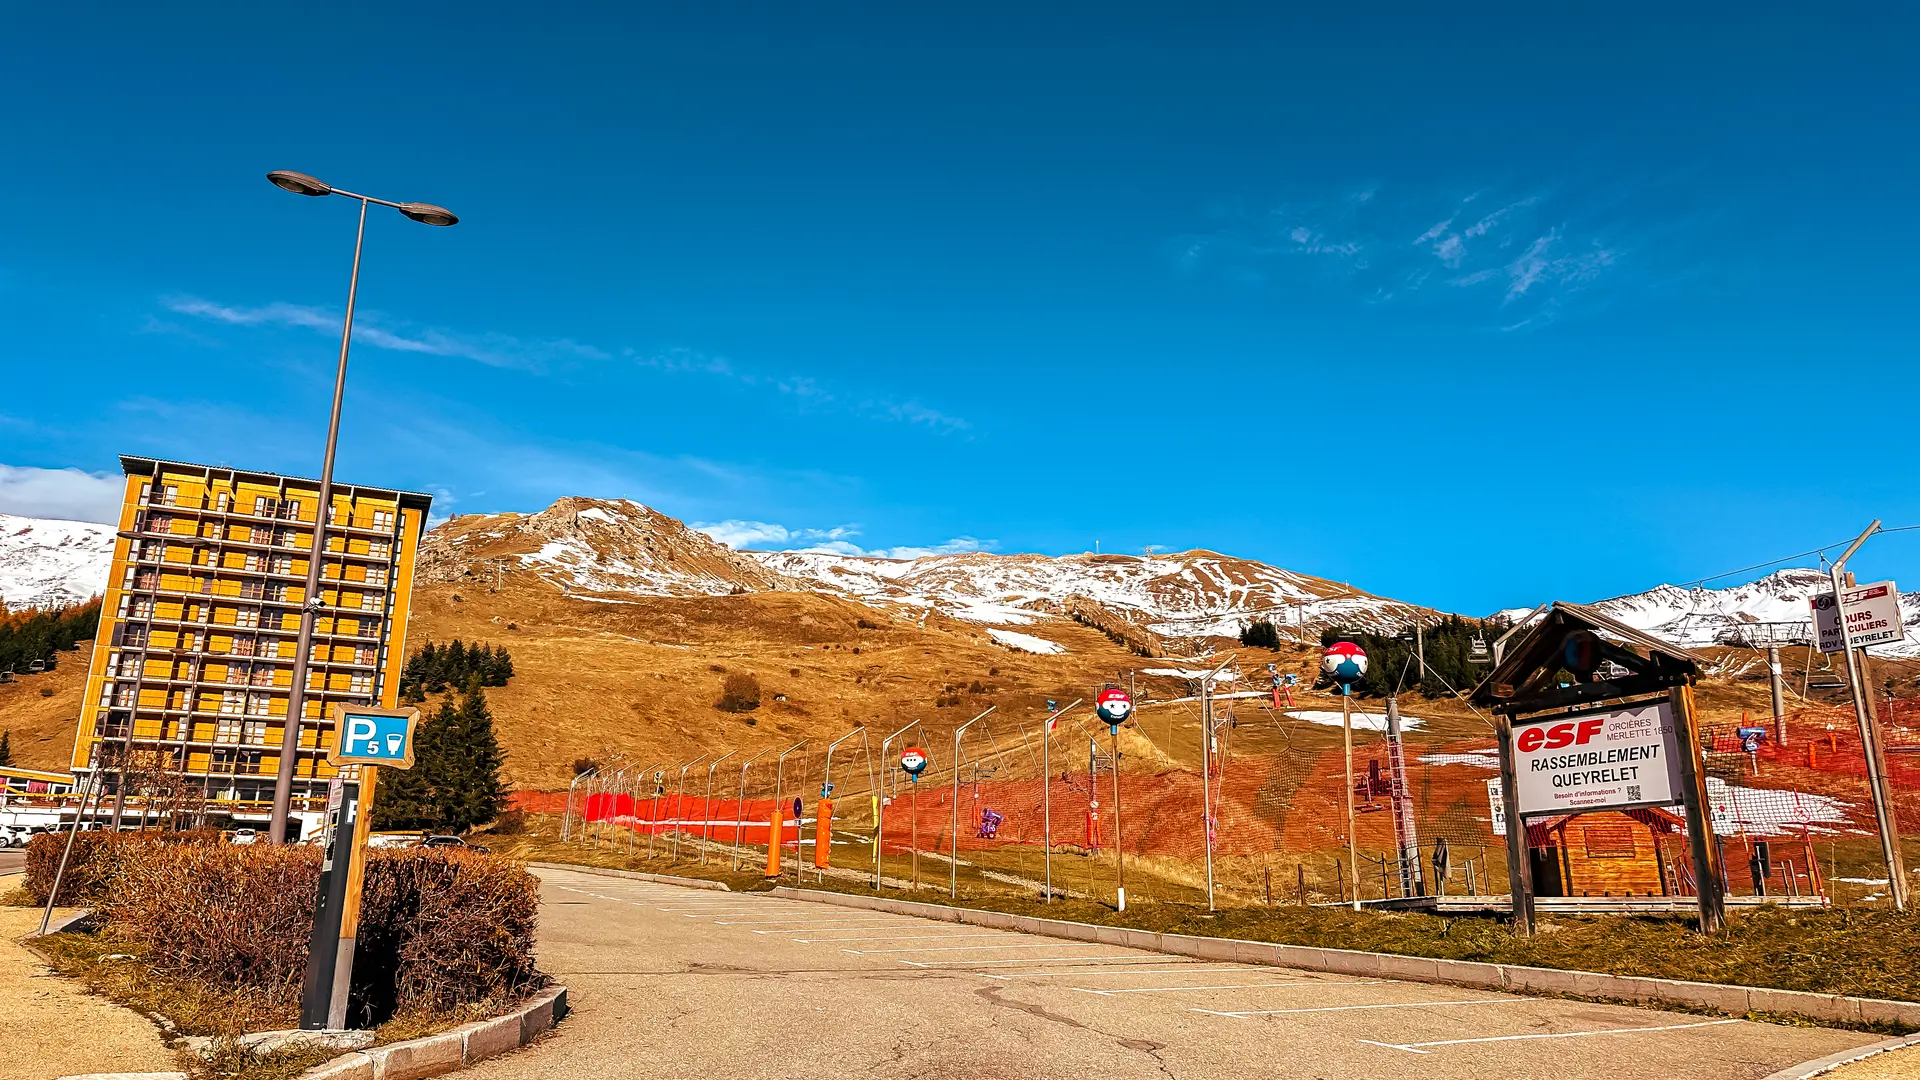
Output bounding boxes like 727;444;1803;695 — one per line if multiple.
0;513;116;609
1590;568;1919;659
986;628;1065;654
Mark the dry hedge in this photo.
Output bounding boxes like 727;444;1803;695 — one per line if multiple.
23;833;543;1024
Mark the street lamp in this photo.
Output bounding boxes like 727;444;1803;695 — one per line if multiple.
264;171;458;845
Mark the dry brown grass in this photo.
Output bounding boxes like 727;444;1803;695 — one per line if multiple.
0;645;89;772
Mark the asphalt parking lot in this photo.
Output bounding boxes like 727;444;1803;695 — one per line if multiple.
466;866;1879;1080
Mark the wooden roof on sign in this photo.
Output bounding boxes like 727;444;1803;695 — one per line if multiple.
1468;601;1701;714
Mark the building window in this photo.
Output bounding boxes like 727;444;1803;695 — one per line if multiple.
366;566;389;586
349;672;373;694
145;514;174;534
271;554;295;575
213;716;243;743
283;499;301;521
220;691;246;715
229;637;255;657
234;607;259;628
369;539;392;559
370;510;394;530
356;647;377;666
216;491;231;512
246;693;273;717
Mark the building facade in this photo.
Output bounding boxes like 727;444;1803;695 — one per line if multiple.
74;456;430;834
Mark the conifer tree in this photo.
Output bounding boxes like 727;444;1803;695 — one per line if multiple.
370;698;450;831
437;678;510;832
0;730;12;767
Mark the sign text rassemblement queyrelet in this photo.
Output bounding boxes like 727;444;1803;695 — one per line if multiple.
1510;700;1685;816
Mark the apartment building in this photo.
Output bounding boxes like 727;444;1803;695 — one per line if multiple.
75;456;431;833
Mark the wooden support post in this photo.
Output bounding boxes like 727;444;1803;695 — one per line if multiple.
1670;684;1726;932
1851;647;1911;910
1494;712;1535;935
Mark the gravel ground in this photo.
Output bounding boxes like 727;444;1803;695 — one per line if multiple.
0;875;178;1080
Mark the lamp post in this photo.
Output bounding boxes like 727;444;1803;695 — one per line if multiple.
263;171;457;846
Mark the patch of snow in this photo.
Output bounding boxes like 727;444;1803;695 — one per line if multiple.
1595;568;1920;659
576;507;616;522
1707;777;1858;835
0;513;117;609
1282;709;1426;733
986;628;1065;655
1836;877;1890;885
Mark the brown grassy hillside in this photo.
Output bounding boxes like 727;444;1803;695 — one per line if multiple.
0;651;86;772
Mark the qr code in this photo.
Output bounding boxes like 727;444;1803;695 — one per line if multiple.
1627;784;1642;801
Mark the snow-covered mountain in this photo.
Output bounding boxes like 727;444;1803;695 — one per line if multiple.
752;548;1425;638
1501;569;1920;659
417;497;796;597
0;513;117;610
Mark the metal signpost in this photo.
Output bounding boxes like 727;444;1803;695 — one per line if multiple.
899;745;930;888
1323;642;1368;911
876;721;923;889
1817;523;1909;910
1096;687;1133;910
299;704;419;1030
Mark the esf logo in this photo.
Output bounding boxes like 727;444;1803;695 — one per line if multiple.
1515;718;1605;754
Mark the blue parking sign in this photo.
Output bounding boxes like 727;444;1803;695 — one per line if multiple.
327;704;421;769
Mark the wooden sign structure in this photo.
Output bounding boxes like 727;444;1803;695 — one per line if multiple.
299;705;421;1031
1470;603;1724;934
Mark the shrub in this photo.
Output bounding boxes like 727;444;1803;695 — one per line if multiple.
32;834;542;1026
716;672;761;713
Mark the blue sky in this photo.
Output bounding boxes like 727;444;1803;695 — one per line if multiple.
3;5;1917;613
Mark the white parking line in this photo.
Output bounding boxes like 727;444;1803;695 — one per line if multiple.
846;942;1118;955
794;933;1019;943
1359;1018;1744;1054
1074;980;1383;995
1197;998;1526;1019
979;965;1228;980
747;924;918;933
719;917;918;925
681;911;789;917
901;955;1168;967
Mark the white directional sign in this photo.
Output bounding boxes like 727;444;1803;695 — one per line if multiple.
1811;579;1906;654
1510;700;1685;816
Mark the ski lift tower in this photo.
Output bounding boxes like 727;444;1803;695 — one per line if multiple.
1725;621;1813;746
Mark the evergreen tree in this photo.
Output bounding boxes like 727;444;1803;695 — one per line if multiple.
0;730;12;767
1238;621;1283;650
435;678;510;832
370;699;450;831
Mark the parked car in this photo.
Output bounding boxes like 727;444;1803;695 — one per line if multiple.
229;828;259;845
421;834;489;854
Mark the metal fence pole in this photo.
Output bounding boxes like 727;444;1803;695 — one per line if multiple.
733;749;768;871
671;756;707;862
630;762;661;855
950;708;994;899
699;752;737;865
1040;700;1082;904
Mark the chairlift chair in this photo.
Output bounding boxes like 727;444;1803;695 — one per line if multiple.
1469;636;1491;664
26;659;45;674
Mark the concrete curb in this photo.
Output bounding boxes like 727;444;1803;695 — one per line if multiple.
528;861;732;891
769;887;1920;1031
297;986;567;1080
1757;1034;1920;1080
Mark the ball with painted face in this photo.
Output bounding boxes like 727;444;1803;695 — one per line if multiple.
1321;641;1368;686
1096;687;1133;727
900;747;930;777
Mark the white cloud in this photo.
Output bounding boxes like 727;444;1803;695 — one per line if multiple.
692;520;859;550
692;519;987;559
0;464;124;523
162;296;971;432
162;295;606;371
